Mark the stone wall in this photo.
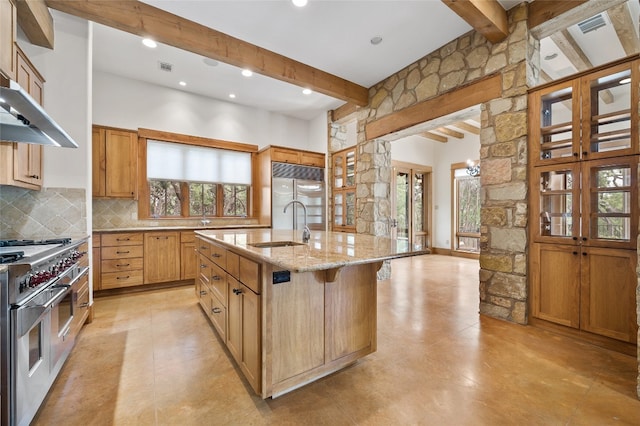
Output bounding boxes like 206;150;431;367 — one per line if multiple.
329;4;534;323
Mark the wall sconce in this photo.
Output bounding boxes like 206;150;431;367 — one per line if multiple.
466;159;480;176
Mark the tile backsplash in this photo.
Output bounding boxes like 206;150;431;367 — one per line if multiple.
0;186;87;239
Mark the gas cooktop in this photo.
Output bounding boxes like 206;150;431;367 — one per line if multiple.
0;238;71;247
0;238;73;264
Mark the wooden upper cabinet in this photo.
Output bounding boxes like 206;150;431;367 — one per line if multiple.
0;0;17;80
0;45;44;190
92;125;138;199
529;59;639;167
270;146;325;168
331;146;357;232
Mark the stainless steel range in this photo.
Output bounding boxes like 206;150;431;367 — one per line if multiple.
0;237;89;426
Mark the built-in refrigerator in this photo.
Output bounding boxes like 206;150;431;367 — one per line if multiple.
272;162;325;231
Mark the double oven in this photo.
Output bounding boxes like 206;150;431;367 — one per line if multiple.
0;237;89;426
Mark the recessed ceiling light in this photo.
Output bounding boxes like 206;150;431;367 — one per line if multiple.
142;38;157;48
179;81;187;86
619;77;631;84
544;53;558;60
229;94;236;99
292;0;308;7
302;88;312;95
241;69;253;77
203;58;219;67
370;36;383;45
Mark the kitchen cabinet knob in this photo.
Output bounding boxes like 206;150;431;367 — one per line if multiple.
28;174;39;179
582;237;587;241
200;264;206;268
212;307;222;314
572;251;578;255
212;275;221;281
233;288;242;295
582;252;587;256
212;253;221;258
582;151;588;157
573;152;579;157
572;237;578;241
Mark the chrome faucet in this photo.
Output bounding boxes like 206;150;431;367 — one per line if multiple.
283;200;310;243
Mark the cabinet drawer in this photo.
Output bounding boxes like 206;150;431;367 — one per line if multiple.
240;256;261;294
101;232;143;246
101;269;144;289
210;263;227;306
101;245;143;259
102;257;143;273
208;293;226;341
210;244;226;268
226;251;239;280
198;256;212;286
196;239;211;259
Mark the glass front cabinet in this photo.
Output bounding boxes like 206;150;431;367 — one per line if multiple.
528;58;639;347
332;147;357;232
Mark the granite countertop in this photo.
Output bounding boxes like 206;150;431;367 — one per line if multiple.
93;224;269;233
194;229;430;273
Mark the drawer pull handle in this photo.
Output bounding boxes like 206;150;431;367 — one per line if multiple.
79;302;89;308
116;251;130;254
212;275;221;281
200;246;207;250
200;290;207;296
212;253;221;258
156;236;169;240
116;238;130;241
212;307;222;314
116;276;130;280
200;264;207;269
233;288;242;295
116;263;130;267
28;174;40;179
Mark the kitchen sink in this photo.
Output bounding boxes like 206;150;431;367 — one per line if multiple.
249;241;305;248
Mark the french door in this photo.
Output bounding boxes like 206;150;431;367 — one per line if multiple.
391;164;431;250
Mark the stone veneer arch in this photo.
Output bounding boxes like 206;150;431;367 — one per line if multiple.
329;3;536;322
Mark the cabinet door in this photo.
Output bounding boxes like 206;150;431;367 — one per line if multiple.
0;0;16;80
105;129;137;198
92;247;101;291
581;157;638;250
180;241;197;280
581;61;636;160
530;163;581;244
333;190;356;232
241;284;261;393
581;247;637;343
13;143;42;187
530;243;580;328
92;127;106;196
529;80;580;166
144;232;180;284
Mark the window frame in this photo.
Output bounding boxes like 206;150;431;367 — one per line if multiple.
451;161;481;259
137;128;258;220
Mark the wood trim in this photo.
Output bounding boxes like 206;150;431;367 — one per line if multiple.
136;135;149;219
451;249;479;260
528;0;588;31
365;74;501;140
16;0;54;49
137;128;258;152
331;103;358;123
45;0;369;106
608;3;640;57
441;0;508;43
391;160;433;172
430;247;452;256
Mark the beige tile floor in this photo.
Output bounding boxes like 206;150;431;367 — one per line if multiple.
34;255;640;425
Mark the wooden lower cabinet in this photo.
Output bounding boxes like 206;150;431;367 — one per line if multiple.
180;231;197;280
530;243;637;344
144;232;180;284
100;232;144;290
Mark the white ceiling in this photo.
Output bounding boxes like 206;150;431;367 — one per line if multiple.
91;0;638;122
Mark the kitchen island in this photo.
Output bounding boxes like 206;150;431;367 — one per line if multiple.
194;229;429;398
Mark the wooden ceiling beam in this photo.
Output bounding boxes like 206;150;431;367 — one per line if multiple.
441;0;508;43
419;132;448;143
452;121;480;135
435;127;464;139
549;29;613;104
529;0;627;39
607;3;640;56
331;103;358;123
45;0;369;106
365;74;501;141
16;0;54;49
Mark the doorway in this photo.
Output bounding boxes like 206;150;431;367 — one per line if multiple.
390;162;432;251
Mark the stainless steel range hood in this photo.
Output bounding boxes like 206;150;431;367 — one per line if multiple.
0;80;78;148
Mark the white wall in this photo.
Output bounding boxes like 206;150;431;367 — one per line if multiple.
17;12;91;190
391;132;480;250
93;71;316;152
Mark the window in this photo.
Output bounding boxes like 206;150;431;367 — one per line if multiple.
138;129;257;219
452;163;480;254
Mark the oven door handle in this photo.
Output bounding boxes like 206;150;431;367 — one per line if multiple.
16;286;70;337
